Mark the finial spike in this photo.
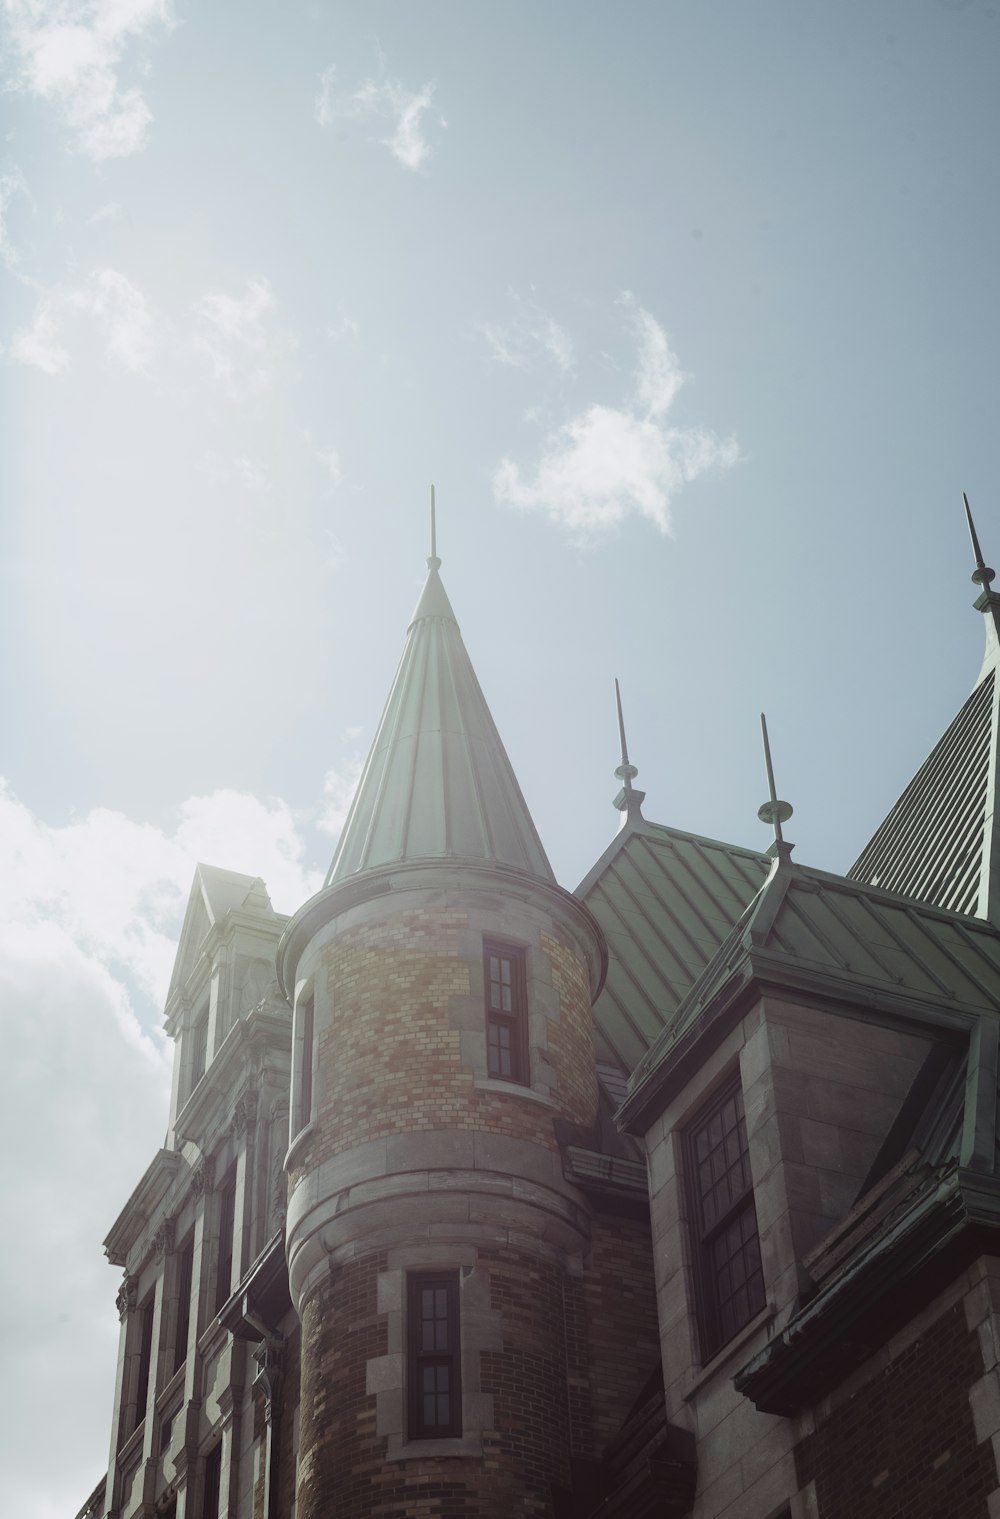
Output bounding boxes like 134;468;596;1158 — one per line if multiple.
757;712;793;852
427;485;441;570
612;677;643;822
964;492;995;587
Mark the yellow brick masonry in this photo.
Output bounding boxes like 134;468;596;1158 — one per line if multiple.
301;908;597;1173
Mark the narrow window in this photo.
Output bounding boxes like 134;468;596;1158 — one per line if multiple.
173;1238;194;1372
133;1296;155;1433
189;1007;208;1095
686;1078;765;1360
298;994;314;1133
214;1176;236;1315
483;941;527;1084
407;1272;461;1439
202;1442;222;1519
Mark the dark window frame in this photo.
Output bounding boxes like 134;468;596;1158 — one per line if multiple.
214;1175;236;1316
483;940;528;1085
173;1236;194;1373
202;1441;222;1519
407;1271;462;1440
684;1075;765;1361
133;1295;155;1434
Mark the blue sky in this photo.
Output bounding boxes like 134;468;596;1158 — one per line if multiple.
2;2;999;1513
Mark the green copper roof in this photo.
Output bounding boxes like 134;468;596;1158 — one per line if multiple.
326;557;554;886
849;539;1000;922
576;818;770;1074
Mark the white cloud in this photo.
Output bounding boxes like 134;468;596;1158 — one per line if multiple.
0;776;326;1517
493;295;739;538
317;752;365;839
0;166;30;269
68;267;154;370
315;445;341;486
479;293;575;375
10;291;69;372
88;199;124;225
327;312;360;343
2;0;174;161
11;266;154;373
192;277;291;394
316;63;440;171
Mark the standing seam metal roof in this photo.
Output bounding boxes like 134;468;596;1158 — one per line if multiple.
326;559;554;886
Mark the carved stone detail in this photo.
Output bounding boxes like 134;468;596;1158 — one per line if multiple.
252;1334;285;1421
116;1274;137;1321
234;1087;259;1138
192;1156;215;1197
153;1217;176;1257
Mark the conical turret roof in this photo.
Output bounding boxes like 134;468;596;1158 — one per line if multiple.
325;554;554;886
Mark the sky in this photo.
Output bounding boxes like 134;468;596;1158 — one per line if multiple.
2;1;999;1513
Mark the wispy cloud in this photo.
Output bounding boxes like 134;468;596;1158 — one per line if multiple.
2;0;174;161
11;266;153;373
0;166;30;269
315;63;441;171
494;294;739;539
10;292;69;373
317;751;365;838
192;277;292;395
479;293;575;375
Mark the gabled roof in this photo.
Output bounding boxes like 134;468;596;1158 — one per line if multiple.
166;864;276;1005
621;854;1000;1127
326;556;554;885
577;817;769;1074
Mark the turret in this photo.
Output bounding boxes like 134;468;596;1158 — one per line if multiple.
277;534;606;1515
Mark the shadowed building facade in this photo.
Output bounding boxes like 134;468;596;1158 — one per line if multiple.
79;505;1000;1519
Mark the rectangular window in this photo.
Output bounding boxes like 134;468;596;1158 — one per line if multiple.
685;1078;765;1360
214;1176;236;1316
202;1442;222;1519
407;1272;461;1439
173;1238;194;1372
484;941;527;1084
189;1008;208;1095
133;1296;155;1433
298;994;314;1132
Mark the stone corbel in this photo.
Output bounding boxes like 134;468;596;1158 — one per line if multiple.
153;1217;176;1258
192;1156;215;1197
116;1274;138;1321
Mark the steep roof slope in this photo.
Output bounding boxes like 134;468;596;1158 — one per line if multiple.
326;555;554;885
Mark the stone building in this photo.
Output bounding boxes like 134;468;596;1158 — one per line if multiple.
78;508;1000;1519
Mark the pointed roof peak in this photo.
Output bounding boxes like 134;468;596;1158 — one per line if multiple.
326;526;554;887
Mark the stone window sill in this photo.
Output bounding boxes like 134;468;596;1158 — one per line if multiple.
683;1302;776;1401
473;1076;556;1109
387;1431;483;1462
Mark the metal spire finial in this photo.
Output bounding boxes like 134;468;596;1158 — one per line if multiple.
757;712;794;856
964;492;995;588
612;678;645;824
428;484;441;570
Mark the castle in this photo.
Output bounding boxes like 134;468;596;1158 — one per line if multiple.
78;502;1000;1518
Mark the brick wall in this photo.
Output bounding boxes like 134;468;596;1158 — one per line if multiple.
795;1301;996;1518
583;1215;660;1456
302;908;596;1170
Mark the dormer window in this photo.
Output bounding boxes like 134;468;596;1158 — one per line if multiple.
483;942;527;1085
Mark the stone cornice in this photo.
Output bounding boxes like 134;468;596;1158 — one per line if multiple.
103;1149;186;1267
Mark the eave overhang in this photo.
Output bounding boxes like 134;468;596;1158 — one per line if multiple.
734;1162;1000;1415
616;943;983;1137
103;1148;186;1266
218;1230;292;1340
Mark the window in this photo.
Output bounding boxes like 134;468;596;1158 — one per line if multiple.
173;1238;194;1372
214;1176;236;1315
685;1078;765;1360
483;942;527;1084
202;1442;222;1519
189;1007;208;1095
297;993;314;1133
133;1296;155;1433
407;1272;461;1439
